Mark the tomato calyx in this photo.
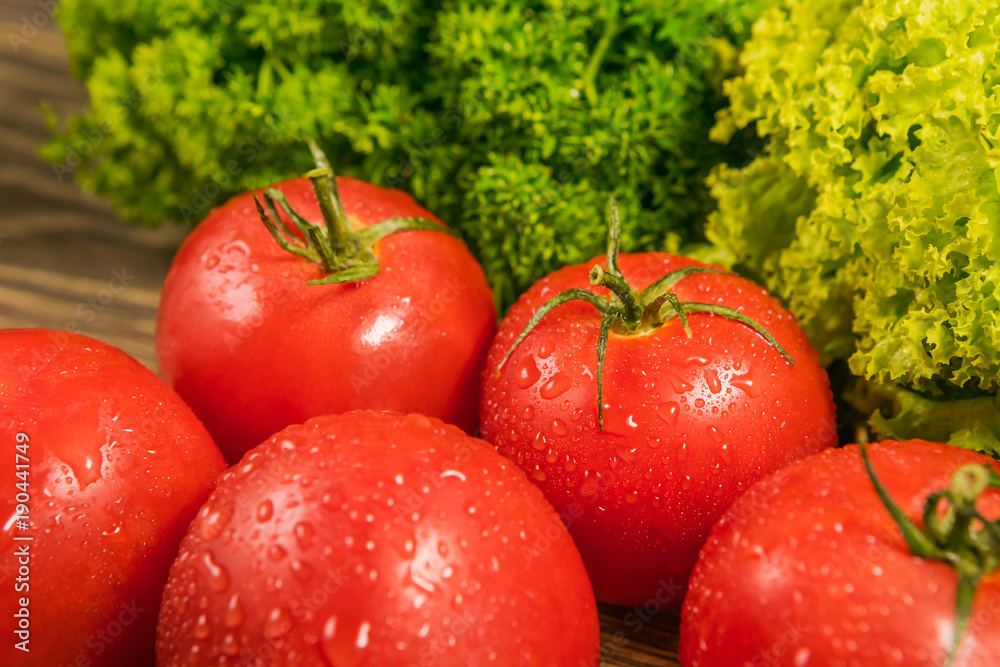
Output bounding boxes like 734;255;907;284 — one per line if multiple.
861;445;1000;665
499;198;794;429
253;138;460;285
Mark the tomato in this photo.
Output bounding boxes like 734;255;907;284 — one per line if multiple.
156;149;496;464
156;410;600;666
681;440;1000;666
0;329;226;667
480;209;837;606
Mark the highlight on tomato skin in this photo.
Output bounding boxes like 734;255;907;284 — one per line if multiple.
155;159;497;465
680;440;1000;667
155;410;601;667
481;234;838;607
0;328;227;667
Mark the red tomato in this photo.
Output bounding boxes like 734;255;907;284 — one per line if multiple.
681;440;1000;666
156;172;496;463
156;411;600;666
0;329;225;667
481;246;837;606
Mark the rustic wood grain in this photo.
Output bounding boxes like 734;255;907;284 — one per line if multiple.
0;5;684;663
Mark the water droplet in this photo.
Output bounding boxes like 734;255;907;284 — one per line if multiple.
678;443;689;461
221;634;239;656
540;374;572;399
199;504;233;541
194;613;211;639
515;357;541;388
537;339;555;358
521;405;534;421
545;449;558;464
294;522;316;550
647;437;662;449
356;621;371;648
667;374;694;393
694;398;706;408
731;372;762;397
267;544;287;562
616;446;638;464
656;402;679;426
704;369;722;394
551;419;568;436
291;559;315;583
224;594;244;628
626;492;639;504
532;432;548;451
200;551;230;593
264;607;293;638
532;468;547;482
580;476;600;497
256;500;274;522
707;425;724;442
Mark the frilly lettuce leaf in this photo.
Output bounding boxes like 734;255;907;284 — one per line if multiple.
707;0;1000;431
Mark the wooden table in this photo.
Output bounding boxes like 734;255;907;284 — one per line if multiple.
0;2;682;664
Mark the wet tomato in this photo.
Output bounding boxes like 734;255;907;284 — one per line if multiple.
0;329;225;667
156;143;496;463
480;206;837;605
156;410;600;666
681;440;1000;666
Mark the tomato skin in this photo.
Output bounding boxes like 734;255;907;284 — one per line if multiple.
156;177;496;463
680;440;1000;667
0;329;226;667
156;410;600;667
480;253;837;606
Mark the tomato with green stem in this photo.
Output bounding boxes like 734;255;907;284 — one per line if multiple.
681;440;1000;666
156;140;496;463
480;200;837;605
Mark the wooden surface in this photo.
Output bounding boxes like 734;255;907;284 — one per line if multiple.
0;1;682;664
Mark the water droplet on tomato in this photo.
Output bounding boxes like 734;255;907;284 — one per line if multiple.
694;398;706;408
540;374;572;399
626;491;639;504
194;613;211;639
521;405;534;421
200;551;230;593
616;446;638;464
264;607;293;638
704;369;722;394
667;374;694;394
647;436;662;449
291;558;315;583
532;432;547;451
551;419;568;436
580;476;600;497
545;448;558;464
678;443;689;461
256;500;273;522
224;594;244;628
267;544;287;562
199;504;233;541
707;425;724;443
532;468;547;482
731;370;762;397
537;339;555;358
294;522;316;550
656;402;679;426
686;356;709;367
515;357;541;388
